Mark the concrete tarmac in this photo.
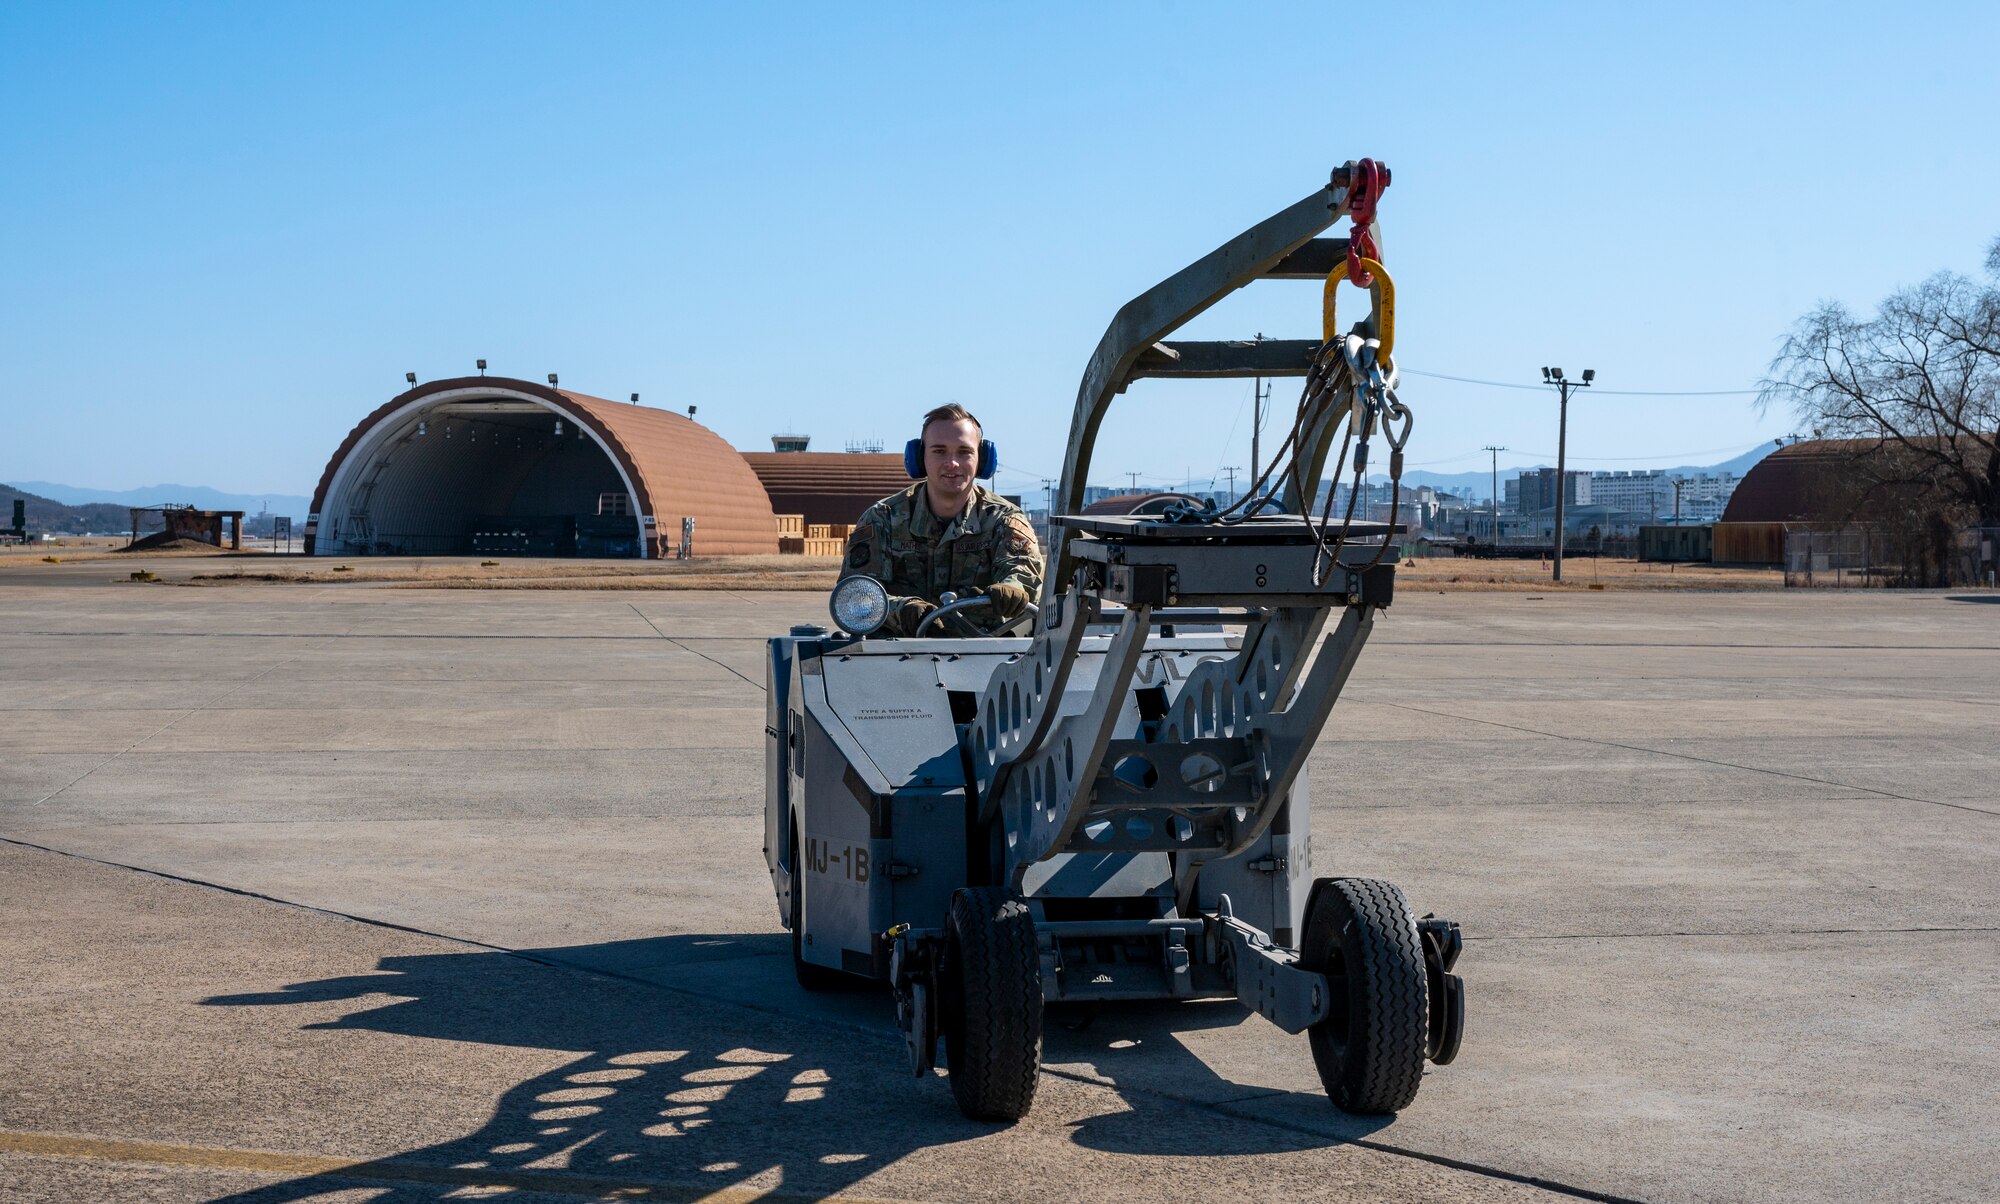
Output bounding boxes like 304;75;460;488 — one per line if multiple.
2;573;1996;1202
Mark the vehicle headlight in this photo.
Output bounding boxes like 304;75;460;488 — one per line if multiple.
829;575;889;635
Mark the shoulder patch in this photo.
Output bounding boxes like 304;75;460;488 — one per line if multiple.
1003;515;1038;557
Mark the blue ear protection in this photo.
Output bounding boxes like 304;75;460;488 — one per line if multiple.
905;438;997;480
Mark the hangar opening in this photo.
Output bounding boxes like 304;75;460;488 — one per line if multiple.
308;376;779;558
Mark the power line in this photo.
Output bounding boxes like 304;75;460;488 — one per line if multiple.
1498;440;1771;463
1401;367;1759;397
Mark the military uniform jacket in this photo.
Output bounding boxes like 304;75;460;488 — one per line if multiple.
840;482;1043;634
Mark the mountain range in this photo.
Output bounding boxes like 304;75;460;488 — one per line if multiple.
1382;440;1780;503
4;482;312;520
14;440;1780;529
1044;441;1782;504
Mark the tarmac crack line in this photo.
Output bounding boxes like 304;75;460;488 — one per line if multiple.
1463;926;2000;942
1365;700;2000;819
1;838;1636;1204
628;603;764;692
25;628;356;809
0;1129;917;1204
13;629;1992;652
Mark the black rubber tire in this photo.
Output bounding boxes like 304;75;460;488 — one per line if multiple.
1299;877;1429;1114
942;887;1043;1121
791;826;855;992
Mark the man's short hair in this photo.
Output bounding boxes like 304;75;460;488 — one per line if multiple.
920;403;981;442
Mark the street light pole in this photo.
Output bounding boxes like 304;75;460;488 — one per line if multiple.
1540;366;1594;582
1482;444;1507;543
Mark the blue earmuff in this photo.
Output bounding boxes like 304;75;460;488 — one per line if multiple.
905;438;998;480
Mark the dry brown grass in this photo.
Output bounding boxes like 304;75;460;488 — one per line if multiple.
182;555;846;590
0;536;271;564
170;551;1779;593
1394;556;1781;591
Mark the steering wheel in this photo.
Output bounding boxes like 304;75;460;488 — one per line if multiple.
913;592;1039;638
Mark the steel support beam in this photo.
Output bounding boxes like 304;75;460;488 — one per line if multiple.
1047;168;1367;604
1132;339;1321;380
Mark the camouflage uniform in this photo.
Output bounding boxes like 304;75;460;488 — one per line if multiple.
840;482;1043;636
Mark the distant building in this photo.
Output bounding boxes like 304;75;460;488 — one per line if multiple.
308;374;780;558
1670;473;1741;523
740;452;909;527
1080;492;1199;516
1587;470;1672;518
1515;468;1591;515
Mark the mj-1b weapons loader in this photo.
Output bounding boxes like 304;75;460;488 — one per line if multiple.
764;160;1464;1121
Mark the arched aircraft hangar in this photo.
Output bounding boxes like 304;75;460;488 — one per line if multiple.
306;376;779;558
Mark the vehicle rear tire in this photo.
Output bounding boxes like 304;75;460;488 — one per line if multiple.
1299;877;1428;1114
942;887;1042;1121
791;826;857;993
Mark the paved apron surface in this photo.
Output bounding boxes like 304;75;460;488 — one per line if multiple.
2;571;1996;1202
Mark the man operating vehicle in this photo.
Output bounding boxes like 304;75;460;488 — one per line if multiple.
839;403;1043;637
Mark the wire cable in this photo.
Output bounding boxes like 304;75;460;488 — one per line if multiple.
1401;368;1759;396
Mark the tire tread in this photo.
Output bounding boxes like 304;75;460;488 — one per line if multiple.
1302;877;1428;1113
945;887;1042;1120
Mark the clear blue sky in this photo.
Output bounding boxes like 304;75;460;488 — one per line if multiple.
4;1;1996;499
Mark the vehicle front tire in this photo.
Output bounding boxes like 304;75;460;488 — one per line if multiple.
1299;876;1429;1114
942;887;1042;1121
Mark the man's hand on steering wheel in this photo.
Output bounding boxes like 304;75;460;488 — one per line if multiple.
986;581;1031;619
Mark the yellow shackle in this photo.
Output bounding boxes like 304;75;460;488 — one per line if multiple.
1322;256;1396;365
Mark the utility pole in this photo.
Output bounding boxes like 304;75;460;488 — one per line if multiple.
1540;366;1594;582
1127;471;1141;493
1250;332;1268;485
1041;477;1055;518
1482;445;1507;542
1672;477;1686;526
1220;465;1240;504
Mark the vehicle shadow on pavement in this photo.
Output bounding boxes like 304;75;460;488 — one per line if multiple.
1042;999;1395;1155
198;936;977;1203
198;934;1378;1202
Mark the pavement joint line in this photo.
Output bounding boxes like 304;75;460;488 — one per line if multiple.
8;628;2000;651
629;602;766;692
2;837;1631;1204
1196;1102;1654;1204
2;812;761;834
0;836;524;956
0;794;1937;835
0;629;780;641
1463;926;2000;942
0;1130;919;1203
25;627;356;809
1371;701;2000;819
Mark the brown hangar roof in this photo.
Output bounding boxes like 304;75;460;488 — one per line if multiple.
741;452;912;526
1081;492;1199;516
309;376;778;556
1720;439;1922;525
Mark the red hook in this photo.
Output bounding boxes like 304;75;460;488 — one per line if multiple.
1344;158;1387;288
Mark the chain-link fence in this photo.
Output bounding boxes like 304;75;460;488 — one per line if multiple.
1784;526;2000;588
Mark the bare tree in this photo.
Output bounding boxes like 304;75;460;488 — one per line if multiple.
1761;237;2000;528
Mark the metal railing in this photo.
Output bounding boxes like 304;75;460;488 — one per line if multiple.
1784;526;2000;589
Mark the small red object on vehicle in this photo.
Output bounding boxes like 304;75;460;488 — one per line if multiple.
1344;158;1387;287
